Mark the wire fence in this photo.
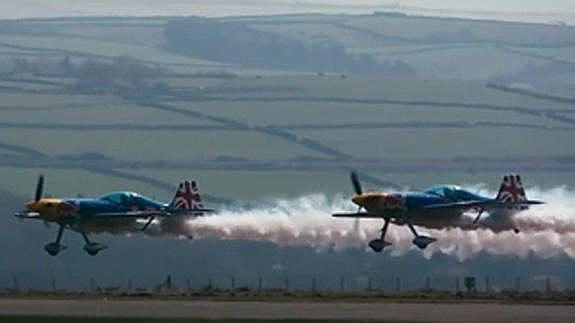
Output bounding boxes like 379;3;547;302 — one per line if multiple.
2;274;569;297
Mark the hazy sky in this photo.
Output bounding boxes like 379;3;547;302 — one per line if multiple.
1;1;575;23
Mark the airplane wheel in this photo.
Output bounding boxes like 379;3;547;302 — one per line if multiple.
368;239;391;253
412;236;437;250
44;243;66;256
514;228;520;234
83;243;108;256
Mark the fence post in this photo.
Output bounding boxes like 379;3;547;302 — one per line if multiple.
455;276;460;293
312;277;317;294
258;277;263;294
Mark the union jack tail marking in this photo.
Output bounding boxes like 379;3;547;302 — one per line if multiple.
169;180;203;211
496;174;527;203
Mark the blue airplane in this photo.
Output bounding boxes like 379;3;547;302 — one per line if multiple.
333;172;544;252
15;175;214;256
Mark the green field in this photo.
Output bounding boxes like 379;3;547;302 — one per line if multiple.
0;34;220;66
173;100;562;127
0;103;213;125
295;127;575;159
190;75;573;111
0;128;321;161
0;93;120;109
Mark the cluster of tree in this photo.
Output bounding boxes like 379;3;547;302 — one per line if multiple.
164;18;415;76
73;56;167;96
496;61;575;85
3;56;75;77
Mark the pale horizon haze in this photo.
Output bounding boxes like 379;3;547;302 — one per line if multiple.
2;0;575;24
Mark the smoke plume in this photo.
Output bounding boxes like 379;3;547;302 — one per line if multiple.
153;187;575;261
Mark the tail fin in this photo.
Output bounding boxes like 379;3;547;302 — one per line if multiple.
496;174;527;204
169;180;204;211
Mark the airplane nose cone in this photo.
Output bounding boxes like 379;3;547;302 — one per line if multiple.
26;201;37;211
352;195;365;206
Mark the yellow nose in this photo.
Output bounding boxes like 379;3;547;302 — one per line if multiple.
352;195;366;206
26;201;39;212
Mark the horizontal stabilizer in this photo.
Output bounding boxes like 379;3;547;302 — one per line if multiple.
172;208;216;215
332;212;384;219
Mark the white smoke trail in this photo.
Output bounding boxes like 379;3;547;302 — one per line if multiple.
155;186;575;261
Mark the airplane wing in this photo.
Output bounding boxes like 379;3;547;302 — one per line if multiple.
332;212;387;219
91;208;216;219
14;212;42;220
89;210;166;219
423;199;544;211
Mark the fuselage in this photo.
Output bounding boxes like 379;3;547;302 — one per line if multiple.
352;185;516;231
25;192;169;232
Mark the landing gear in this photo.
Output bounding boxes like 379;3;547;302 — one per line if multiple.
42;225;107;256
44;225;67;256
514;228;520;234
368;218;437;252
369;219;392;252
82;233;107;256
407;222;437;250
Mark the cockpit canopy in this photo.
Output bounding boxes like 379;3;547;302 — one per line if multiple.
99;191;165;209
100;192;139;205
424;185;486;202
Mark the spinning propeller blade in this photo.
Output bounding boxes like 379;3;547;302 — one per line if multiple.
35;174;44;202
141;217;155;231
350;171;362;195
350;171;363;233
473;208;484;225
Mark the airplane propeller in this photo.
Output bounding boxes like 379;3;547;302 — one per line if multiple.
35;174;44;202
350;171;362;234
473;208;485;225
141;216;155;231
350;171;362;195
